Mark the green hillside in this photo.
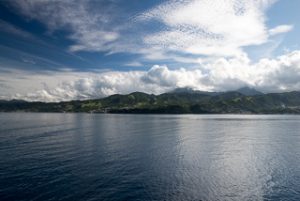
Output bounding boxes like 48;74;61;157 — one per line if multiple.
1;89;300;114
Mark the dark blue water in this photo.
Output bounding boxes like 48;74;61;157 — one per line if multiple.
0;113;300;201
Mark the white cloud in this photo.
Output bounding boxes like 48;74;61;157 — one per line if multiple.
2;51;300;102
269;25;294;36
124;61;143;67
137;0;291;58
201;51;300;92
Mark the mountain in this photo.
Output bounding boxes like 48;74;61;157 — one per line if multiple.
170;87;221;96
1;90;300;114
170;87;263;96
235;87;264;96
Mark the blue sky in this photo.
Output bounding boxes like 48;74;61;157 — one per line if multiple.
0;0;300;101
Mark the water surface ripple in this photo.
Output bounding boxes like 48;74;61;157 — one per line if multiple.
0;113;300;201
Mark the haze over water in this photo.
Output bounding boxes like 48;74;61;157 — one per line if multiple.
0;113;300;201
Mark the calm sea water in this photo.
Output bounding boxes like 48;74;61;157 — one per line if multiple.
0;113;300;201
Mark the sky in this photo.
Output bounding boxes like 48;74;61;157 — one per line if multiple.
0;0;300;102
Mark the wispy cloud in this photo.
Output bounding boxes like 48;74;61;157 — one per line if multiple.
9;0;120;53
269;24;294;36
0;19;36;39
0;44;67;70
124;61;143;67
21;57;36;65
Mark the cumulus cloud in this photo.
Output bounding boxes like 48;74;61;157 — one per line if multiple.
1;51;300;102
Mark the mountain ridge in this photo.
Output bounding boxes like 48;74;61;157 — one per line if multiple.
170;86;264;96
1;87;300;114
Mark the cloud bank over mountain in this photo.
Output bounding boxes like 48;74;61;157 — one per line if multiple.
1;51;300;102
